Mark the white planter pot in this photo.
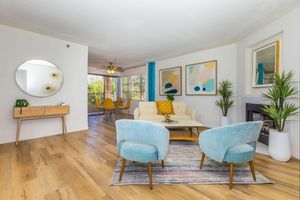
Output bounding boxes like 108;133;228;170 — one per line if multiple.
220;116;230;126
268;129;291;162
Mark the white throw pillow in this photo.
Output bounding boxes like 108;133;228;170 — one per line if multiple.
172;102;186;115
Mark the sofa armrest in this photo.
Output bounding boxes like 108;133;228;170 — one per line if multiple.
186;108;196;120
133;108;140;119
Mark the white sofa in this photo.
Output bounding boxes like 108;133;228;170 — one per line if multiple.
134;101;197;121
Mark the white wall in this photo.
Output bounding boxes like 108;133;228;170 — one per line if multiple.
155;44;238;128
122;65;147;114
0;24;88;144
236;6;300;158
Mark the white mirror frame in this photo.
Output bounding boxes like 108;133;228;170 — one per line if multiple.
15;59;64;98
252;40;280;88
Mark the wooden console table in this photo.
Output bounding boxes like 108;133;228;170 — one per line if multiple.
13;105;70;145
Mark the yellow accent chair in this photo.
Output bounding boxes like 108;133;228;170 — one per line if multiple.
95;96;104;110
104;98;117;119
116;97;123;107
117;98;131;114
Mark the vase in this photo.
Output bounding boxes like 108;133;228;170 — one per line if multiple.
268;129;291;162
220;116;230;126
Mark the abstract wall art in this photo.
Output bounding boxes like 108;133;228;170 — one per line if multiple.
252;40;280;88
159;66;182;96
185;60;217;95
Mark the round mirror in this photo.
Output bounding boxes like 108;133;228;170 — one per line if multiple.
15;59;63;97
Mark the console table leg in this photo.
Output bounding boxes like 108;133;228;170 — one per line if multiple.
62;117;64;134
62;116;67;134
16;119;22;145
65;116;67;133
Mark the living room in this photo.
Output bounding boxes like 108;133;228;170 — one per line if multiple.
0;0;299;199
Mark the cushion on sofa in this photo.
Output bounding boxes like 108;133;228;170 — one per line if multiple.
172;102;187;115
156;100;174;115
136;101;195;120
139;102;157;115
139;114;191;121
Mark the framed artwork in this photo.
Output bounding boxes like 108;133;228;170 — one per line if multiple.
185;60;217;95
159;66;182;96
252;40;280;88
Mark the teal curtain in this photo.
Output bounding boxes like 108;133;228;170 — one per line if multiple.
257;63;264;85
148;62;155;101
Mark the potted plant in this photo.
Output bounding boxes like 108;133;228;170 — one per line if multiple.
262;71;298;162
216;80;234;126
15;99;30;114
166;94;174;101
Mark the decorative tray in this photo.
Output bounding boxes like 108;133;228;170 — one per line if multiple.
161;120;178;124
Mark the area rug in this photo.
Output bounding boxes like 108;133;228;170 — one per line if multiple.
110;141;272;186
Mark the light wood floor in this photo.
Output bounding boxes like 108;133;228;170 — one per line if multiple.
0;115;299;200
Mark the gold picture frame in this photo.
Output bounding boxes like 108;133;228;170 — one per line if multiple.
185;60;217;96
159;66;182;96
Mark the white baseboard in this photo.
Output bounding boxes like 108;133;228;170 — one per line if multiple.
256;142;269;155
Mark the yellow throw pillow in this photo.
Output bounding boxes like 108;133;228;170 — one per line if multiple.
156;100;174;115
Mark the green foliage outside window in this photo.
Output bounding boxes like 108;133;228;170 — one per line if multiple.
122;75;145;100
88;75;104;105
88;75;118;105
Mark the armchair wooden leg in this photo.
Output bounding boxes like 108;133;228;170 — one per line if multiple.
161;160;165;168
148;162;153;190
200;153;205;169
119;159;126;181
249;160;256;181
229;163;234;189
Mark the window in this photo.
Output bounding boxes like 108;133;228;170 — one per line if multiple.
88;75;104;106
122;74;145;100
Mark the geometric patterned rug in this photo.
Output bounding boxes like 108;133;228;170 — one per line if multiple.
110;141;273;186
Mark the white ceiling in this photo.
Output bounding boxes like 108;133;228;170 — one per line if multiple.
0;0;299;68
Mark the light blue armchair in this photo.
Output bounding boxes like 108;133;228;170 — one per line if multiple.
199;121;263;189
115;119;170;189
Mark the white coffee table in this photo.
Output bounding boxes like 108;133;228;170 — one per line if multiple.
147;120;208;141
